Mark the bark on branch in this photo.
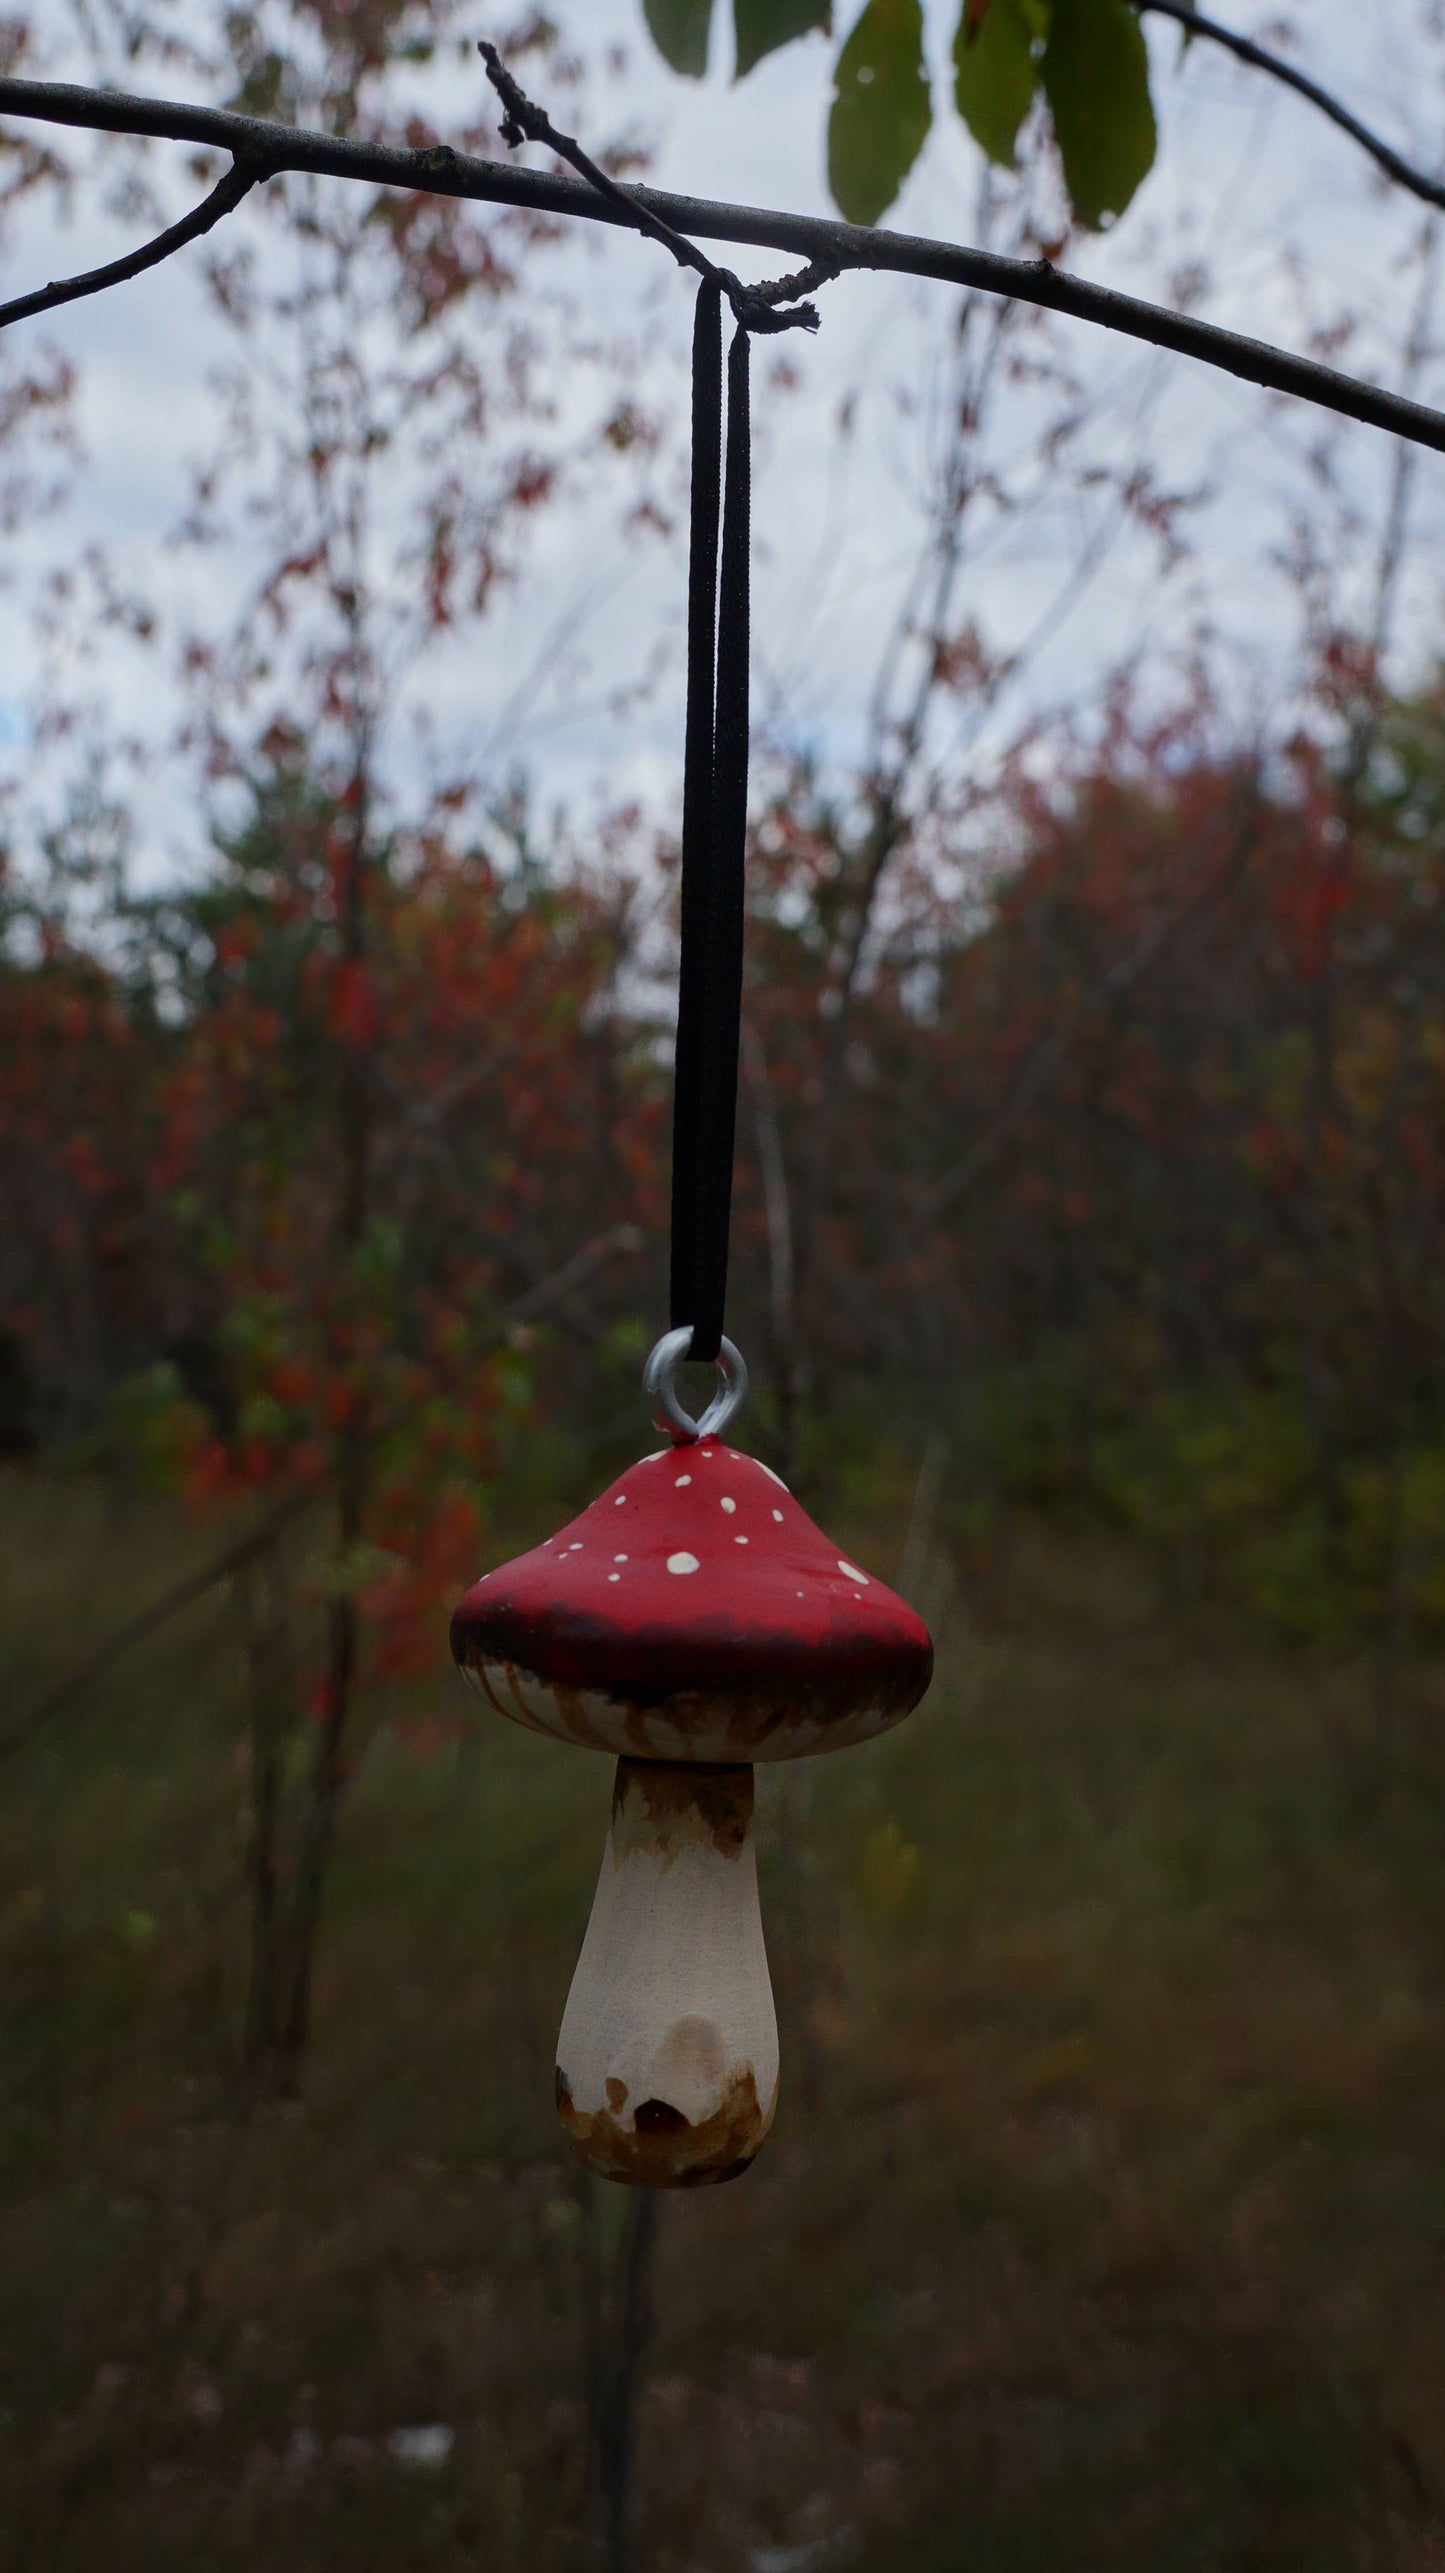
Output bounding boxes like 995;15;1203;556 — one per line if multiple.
1;76;1443;453
0;1482;311;1759
0;1225;647;1765
0;152;266;332
1138;3;1445;217
479;38;827;331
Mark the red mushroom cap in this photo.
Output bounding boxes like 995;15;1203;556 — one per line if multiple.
450;1441;933;1763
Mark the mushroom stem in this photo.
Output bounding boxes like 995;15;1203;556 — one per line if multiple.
556;1758;779;2187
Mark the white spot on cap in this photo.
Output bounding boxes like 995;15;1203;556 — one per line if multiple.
569;1542;584;1552
667;1551;700;1576
608;1572;620;1582
645;1450;667;1462
615;1495;627;1506
838;1560;869;1584
675;1474;692;1487
756;1462;788;1488
772;1509;784;1524
735;1535;748;1545
614;1554;628;1563
720;1496;736;1514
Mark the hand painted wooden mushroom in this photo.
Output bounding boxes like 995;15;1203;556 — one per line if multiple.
450;1343;933;2187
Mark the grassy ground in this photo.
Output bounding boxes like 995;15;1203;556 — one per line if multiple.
5;1464;1445;2570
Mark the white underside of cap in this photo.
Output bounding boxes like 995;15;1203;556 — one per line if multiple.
458;1654;901;1762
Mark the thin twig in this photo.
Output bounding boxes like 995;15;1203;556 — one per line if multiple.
746;253;842;309
0;153;265;332
504;1223;647;1326
2;76;1444;452
1138;1;1445;215
478;40;827;332
0;1224;646;1763
602;2189;660;2573
0;1481;311;1759
913;784;1260;1228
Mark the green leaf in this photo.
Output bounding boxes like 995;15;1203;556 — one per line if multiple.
827;0;932;226
643;0;714;78
734;0;831;79
1040;0;1156;229
953;0;1043;170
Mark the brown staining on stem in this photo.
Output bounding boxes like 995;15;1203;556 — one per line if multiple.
633;2097;688;2134
611;1757;752;1862
556;2063;775;2189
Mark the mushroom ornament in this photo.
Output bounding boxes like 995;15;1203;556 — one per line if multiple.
451;1333;933;2187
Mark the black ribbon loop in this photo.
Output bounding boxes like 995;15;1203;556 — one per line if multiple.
668;287;753;1367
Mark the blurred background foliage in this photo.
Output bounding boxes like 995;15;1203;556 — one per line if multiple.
10;698;1445;1667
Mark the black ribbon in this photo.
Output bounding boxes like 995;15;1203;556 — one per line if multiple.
668;282;752;1366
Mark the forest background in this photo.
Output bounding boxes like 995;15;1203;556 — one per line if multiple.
7;4;1445;2569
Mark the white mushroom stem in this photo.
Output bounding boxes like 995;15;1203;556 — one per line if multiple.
555;1759;779;2187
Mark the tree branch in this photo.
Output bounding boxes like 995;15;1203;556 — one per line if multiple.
1138;2;1445;216
1;77;1443;452
0;1225;646;1764
0;152;266;333
912;784;1260;1230
478;40;827;332
0;1481;311;1760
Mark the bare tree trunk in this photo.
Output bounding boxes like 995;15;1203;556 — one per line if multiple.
280;1421;363;2078
238;1535;294;2087
280;727;373;2086
789;794;907;1487
782;264;1020;1467
742;1017;801;1484
1329;223;1438;1729
896;1429;949;1608
579;2175;662;2573
603;2188;659;2573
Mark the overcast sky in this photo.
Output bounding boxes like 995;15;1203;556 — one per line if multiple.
3;1;1444;884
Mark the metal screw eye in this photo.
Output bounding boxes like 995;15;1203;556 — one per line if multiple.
642;1327;748;1442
